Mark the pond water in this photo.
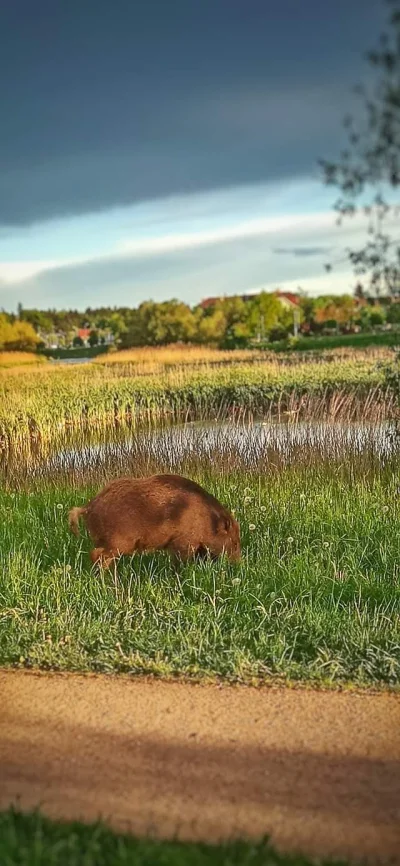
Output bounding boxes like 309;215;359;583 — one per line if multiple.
3;419;399;485
50;357;92;366
45;419;400;472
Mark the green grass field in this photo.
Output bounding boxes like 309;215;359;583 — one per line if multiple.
1;463;399;686
0;809;348;866
1;348;399;687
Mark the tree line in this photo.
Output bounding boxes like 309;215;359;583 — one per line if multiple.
1;290;398;353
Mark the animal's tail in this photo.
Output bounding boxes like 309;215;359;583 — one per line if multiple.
68;506;86;537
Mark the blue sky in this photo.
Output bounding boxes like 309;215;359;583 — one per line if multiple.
0;0;388;310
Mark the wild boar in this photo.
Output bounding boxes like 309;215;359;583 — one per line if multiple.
68;473;241;567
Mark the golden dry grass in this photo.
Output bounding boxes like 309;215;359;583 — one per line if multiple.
94;344;261;370
93;343;394;376
0;351;47;370
0;343;393;377
94;344;393;367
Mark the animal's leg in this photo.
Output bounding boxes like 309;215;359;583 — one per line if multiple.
90;547;118;569
167;537;196;563
195;544;215;561
90;547;105;564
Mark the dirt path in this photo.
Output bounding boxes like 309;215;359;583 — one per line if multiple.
1;671;399;864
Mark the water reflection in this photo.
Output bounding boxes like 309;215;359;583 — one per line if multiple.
0;419;394;486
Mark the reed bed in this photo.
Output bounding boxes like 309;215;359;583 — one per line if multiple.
95;343;394;372
0;354;393;449
2;418;399;491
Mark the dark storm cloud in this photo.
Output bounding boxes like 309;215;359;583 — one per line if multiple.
0;0;385;226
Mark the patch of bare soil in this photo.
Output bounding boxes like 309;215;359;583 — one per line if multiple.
1;671;399;864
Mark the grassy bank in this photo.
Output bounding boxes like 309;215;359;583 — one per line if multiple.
0;809;347;866
261;330;400;353
1;463;399;685
0;353;393;444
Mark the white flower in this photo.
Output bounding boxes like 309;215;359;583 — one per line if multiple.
383;506;389;513
260;506;267;513
249;523;256;531
232;578;241;586
287;536;294;544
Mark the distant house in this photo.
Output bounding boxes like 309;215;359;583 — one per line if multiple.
199;296;221;310
75;327;115;348
276;291;300;308
77;328;91;344
199;290;300;310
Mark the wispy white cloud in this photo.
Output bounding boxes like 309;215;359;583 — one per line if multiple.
0;197;335;287
0;177;397;309
118;212;334;258
0;260;59;284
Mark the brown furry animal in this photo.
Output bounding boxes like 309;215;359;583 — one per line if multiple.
68;474;241;567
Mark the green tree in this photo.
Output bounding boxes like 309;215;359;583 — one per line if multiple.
120;307;147;348
196;308;227;344
0;315;40;351
314;295;356;331
369;306;386;326
321;0;400;293
121;300;197;347
109;312;127;341
299;295;317;331
156;300;197;344
20;309;53;334
387;300;400;322
215;297;250;347
247;292;283;340
88;329;99;347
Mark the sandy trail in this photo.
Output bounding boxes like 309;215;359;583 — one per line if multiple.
0;671;399;864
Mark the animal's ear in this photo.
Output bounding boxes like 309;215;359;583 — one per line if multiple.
219;515;231;534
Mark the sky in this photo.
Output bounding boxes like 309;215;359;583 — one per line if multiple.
0;0;388;311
